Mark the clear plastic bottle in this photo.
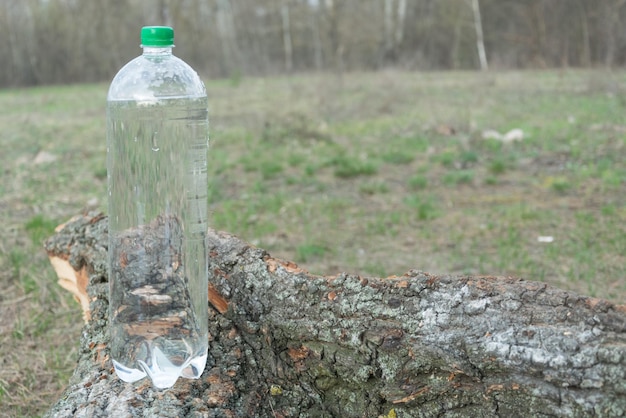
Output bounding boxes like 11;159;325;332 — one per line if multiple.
106;26;209;389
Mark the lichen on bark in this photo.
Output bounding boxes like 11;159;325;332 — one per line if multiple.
44;213;626;417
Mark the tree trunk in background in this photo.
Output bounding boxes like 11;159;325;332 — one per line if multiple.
382;0;406;64
216;0;241;75
21;1;39;84
325;0;344;77
604;0;626;68
451;4;463;70
159;0;172;27
384;0;394;60
471;0;488;70
395;0;407;48
3;2;25;85
527;1;548;67
311;3;323;70
281;0;293;73
578;0;590;68
416;0;437;69
44;213;626;417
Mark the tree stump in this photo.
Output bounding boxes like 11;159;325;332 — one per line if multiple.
44;212;626;417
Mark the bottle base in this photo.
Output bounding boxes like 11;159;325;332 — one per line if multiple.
113;347;207;389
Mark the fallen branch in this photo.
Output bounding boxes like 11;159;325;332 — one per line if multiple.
44;212;626;417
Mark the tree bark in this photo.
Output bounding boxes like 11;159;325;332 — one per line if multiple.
215;0;241;75
394;0;406;50
281;0;293;73
604;0;626;68
44;212;626;417
471;0;488;71
383;0;394;61
310;2;323;71
325;0;344;79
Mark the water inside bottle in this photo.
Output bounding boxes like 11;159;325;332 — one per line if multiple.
107;97;209;388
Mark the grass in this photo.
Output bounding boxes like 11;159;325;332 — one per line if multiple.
330;154;379;178
1;70;626;416
296;243;328;263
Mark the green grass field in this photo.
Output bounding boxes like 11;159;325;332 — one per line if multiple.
1;70;625;416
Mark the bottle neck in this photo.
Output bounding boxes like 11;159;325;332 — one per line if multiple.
142;46;173;56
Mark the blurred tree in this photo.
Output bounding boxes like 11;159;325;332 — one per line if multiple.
2;0;626;86
603;0;626;67
281;0;293;72
470;0;488;70
216;0;242;75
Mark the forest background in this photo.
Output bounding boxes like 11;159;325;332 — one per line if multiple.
3;0;626;87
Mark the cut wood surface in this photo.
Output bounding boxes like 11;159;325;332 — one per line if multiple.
44;212;626;417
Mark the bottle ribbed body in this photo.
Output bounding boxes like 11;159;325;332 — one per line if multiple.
106;40;209;389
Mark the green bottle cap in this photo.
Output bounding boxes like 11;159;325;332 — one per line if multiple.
141;26;174;47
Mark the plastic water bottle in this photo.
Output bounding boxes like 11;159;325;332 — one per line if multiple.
106;26;209;389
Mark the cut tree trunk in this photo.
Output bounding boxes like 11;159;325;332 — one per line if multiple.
44;212;626;417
